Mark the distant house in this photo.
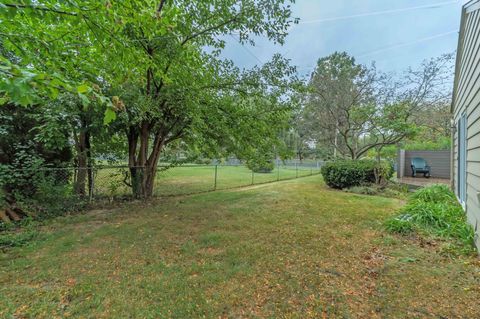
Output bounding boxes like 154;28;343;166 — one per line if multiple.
451;0;480;249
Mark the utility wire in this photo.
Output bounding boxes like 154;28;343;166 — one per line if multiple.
357;29;458;58
296;0;460;25
295;29;458;73
229;34;263;64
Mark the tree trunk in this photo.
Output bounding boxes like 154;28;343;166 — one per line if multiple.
73;129;92;197
375;146;383;163
127;123;165;199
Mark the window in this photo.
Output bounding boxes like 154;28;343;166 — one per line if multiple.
457;113;467;206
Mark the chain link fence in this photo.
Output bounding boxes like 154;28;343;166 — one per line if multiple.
1;162;324;219
92;162;323;198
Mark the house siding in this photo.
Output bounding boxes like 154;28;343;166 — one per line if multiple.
452;0;480;249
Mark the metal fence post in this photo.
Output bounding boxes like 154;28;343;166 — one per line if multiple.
295;163;298;178
89;168;94;202
277;163;280;181
214;165;218;190
251;170;254;185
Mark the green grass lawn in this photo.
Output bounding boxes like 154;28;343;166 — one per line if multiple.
94;165;318;197
1;175;480;318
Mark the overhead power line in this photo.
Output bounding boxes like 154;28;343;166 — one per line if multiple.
295;29;459;74
297;0;460;25
229;34;263;64
357;30;458;58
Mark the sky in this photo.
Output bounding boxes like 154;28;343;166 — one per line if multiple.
221;0;467;77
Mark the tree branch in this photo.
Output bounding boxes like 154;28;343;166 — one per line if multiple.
4;3;77;16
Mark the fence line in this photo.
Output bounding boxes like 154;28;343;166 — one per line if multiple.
1;162;324;208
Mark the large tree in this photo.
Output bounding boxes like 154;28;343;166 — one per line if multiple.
303;52;452;160
1;1;301;198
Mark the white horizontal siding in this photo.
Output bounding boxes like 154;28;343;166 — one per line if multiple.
455;11;480;114
452;2;480;251
467;147;480;162
468;161;480;176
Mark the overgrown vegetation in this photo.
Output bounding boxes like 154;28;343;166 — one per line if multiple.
385;184;475;255
344;182;409;199
321;159;393;189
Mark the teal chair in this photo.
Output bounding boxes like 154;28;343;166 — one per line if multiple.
411;157;431;178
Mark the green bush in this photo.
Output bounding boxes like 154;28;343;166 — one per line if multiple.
2;168;87;223
19;177;87;218
321;160;393;189
246;158;275;173
385;184;475;255
193;158;212;165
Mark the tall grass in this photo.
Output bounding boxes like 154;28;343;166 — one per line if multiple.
385;184;475;255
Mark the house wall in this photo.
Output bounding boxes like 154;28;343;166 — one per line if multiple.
452;0;480;249
399;150;451;179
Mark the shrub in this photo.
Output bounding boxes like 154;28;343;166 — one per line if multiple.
193;158;212;165
385;184;475;255
321;160;393;189
18;176;87;218
246;158;274;173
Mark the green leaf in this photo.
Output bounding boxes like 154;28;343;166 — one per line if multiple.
78;93;90;108
0;97;9;105
103;107;116;125
77;84;89;94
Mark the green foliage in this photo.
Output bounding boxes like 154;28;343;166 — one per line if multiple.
321;160;393;189
18;174;87;218
0;218;40;249
386;184;475;255
1;0;302;200
403;137;451;151
193;158;212;165
0;228;38;249
344;183;408;199
371;135;451;162
384;217;415;234
303;52;418;160
246;158;275;173
410;184;456;203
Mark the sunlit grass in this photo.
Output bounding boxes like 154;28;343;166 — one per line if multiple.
93;165;319;197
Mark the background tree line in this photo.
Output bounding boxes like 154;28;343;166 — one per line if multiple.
291;51;454;162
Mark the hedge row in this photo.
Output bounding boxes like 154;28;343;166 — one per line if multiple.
321;160;393;189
